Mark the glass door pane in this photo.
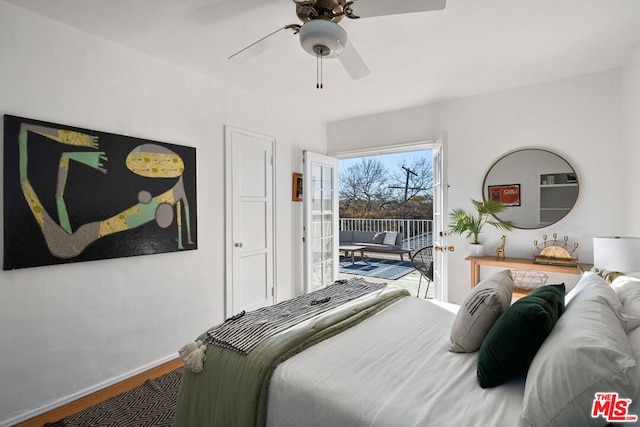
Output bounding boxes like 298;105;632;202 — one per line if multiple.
304;151;339;293
432;134;448;301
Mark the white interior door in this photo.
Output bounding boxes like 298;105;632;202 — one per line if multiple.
303;151;339;293
225;126;275;316
432;133;449;302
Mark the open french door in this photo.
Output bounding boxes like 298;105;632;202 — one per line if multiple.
303;151;339;293
432;133;450;302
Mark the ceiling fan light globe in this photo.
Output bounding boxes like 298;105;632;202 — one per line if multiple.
299;19;347;58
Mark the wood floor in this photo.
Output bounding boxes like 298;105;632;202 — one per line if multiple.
17;358;183;427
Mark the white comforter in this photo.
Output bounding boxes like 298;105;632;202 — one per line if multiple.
267;296;524;427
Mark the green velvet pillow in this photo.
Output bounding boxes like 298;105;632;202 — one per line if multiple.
477;283;565;388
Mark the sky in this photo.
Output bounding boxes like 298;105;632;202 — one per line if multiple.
339;149;432;174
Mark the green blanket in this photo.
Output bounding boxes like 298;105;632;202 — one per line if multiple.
175;286;409;427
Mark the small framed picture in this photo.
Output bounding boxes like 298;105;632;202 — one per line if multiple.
292;173;303;202
488;184;520;206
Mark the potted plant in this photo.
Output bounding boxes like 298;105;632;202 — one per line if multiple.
449;199;515;256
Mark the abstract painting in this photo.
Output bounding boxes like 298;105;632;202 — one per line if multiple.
3;115;197;270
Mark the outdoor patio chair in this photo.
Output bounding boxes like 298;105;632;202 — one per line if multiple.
411;246;434;298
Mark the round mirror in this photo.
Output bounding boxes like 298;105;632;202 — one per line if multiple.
482;149;579;229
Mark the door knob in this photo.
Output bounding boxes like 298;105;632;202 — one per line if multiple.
234;242;243;248
435;245;455;252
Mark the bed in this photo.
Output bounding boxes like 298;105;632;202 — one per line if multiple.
175;272;640;427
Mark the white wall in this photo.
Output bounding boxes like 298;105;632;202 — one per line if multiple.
623;44;640;235
329;69;627;304
0;2;324;424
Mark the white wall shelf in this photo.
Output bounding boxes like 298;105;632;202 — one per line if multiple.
539;173;579;223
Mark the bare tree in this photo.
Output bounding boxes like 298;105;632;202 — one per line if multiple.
339;158;391;217
339;155;433;220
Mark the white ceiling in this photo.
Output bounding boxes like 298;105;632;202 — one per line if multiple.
6;0;640;123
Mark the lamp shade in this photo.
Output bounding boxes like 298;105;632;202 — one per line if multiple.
299;19;347;58
593;236;640;272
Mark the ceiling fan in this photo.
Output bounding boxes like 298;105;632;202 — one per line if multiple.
228;0;446;87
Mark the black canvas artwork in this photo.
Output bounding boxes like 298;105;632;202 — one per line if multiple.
3;115;198;270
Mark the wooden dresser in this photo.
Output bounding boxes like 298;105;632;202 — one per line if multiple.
465;256;592;297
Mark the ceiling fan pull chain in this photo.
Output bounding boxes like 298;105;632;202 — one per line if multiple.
316;48;324;89
320;51;323;89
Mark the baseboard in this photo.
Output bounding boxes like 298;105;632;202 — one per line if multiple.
4;354;182;427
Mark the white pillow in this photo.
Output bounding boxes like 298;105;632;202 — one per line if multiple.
521;285;639;427
612;275;640;331
382;232;398;245
565;271;603;304
449;270;514;353
630;322;640;361
566;272;640;332
628;326;640;424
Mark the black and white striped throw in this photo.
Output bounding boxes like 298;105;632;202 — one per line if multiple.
206;278;386;354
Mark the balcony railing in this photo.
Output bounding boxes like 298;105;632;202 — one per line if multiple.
339;218;434;251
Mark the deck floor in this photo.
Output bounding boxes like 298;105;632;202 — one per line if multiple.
339;252;435;299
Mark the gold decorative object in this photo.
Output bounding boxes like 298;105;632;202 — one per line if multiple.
495;235;506;259
533;233;579;266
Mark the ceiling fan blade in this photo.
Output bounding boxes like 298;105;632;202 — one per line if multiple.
228;25;299;64
338;41;370;80
350;0;445;18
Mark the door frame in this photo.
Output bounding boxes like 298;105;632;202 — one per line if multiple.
224;125;277;317
328;135;448;301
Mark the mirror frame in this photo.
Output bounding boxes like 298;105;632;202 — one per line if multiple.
482;148;579;230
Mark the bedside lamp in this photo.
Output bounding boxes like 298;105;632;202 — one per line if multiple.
593;236;640;281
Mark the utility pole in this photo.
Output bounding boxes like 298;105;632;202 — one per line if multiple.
401;166;417;210
389;166;425;236
390;166;423;216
